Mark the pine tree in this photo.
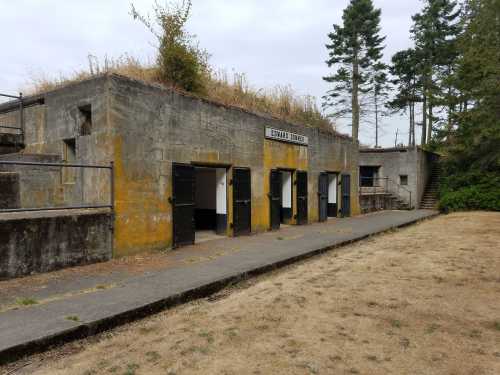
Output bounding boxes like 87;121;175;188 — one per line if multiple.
323;0;385;143
411;0;461;145
388;48;422;147
438;0;500;211
450;0;500;170
369;62;391;148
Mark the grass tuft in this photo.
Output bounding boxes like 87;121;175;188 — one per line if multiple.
391;319;402;329
24;55;337;134
16;297;38;306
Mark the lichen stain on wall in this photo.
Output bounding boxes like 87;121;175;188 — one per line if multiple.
260;140;309;229
113;137;171;257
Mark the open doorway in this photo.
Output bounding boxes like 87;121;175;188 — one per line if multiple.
360;166;380;187
319;172;339;221
194;166;227;243
281;170;293;224
328;173;338;218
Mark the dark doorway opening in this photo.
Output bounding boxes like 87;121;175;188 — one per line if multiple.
320;172;339;221
172;163;228;248
194;166;227;242
281;170;293;224
270;169;294;230
360;166;380;187
328;173;338;217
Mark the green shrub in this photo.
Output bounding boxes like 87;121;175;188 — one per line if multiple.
439;170;500;212
131;0;208;94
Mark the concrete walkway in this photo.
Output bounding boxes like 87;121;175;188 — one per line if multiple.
0;209;438;363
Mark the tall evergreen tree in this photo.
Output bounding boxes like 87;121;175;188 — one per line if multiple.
438;0;500;211
369;62;391;148
388;48;422;147
410;0;461;145
323;0;385;143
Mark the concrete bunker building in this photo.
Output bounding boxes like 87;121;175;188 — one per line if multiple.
358;147;440;213
0;74;360;277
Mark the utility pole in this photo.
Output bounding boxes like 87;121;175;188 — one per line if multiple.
394;129;399;148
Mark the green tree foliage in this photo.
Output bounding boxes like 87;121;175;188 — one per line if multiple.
388;48;422;147
323;0;386;142
131;0;208;93
439;0;500;212
410;0;461;144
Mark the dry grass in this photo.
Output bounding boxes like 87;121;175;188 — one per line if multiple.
25;55;335;133
5;211;500;375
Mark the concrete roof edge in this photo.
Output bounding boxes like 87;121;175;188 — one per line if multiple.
107;73;353;141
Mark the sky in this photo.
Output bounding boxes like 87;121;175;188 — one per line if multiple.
0;0;424;147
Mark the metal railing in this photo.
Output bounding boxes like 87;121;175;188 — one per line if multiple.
0;160;114;213
359;176;412;208
0;93;24;137
360;176;388;189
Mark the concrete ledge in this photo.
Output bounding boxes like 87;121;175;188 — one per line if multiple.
0;210;438;365
0;209;113;280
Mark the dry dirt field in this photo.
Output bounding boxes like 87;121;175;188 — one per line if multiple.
4;212;500;375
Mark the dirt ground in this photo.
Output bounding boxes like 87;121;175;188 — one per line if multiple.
3;212;500;375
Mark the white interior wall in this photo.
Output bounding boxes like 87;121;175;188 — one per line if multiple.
216;168;227;215
328;174;337;204
282;171;292;208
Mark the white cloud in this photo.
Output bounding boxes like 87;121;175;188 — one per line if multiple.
0;0;424;146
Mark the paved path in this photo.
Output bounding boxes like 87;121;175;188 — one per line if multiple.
0;210;438;363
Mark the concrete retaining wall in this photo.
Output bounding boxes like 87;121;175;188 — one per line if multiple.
0;172;20;209
0;154;70;209
0;133;23;155
0;209;113;280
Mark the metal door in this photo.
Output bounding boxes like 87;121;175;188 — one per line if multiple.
269;169;282;230
341;174;351;218
233;168;251;236
318;173;328;222
171;163;195;248
296;171;308;225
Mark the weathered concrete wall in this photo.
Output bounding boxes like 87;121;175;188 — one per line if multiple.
0;154;68;209
108;75;360;255
359;148;418;207
0;133;23;155
3;77;114;208
359;194;398;213
2;74;360;258
359;148;437;208
0;172;20;209
0;209;113;280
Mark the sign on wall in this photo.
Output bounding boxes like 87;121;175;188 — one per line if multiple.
265;127;308;146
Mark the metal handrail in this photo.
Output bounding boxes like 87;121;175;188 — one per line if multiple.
0;160;114;212
359;176;413;208
0;92;24;139
385;177;412;208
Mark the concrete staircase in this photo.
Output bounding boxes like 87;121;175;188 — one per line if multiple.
391;194;411;210
420;164;441;209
